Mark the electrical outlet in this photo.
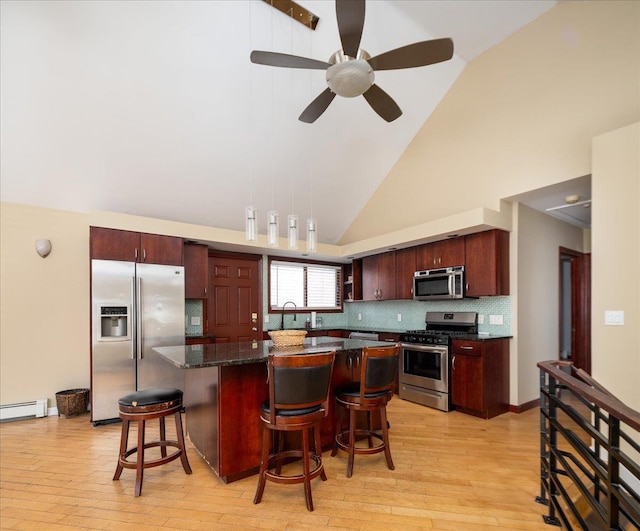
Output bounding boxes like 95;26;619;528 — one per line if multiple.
477;314;484;324
264;315;269;323
604;310;624;326
357;313;362;321
190;316;201;326
489;315;503;325
397;313;402;322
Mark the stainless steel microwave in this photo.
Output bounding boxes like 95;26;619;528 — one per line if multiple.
413;266;465;301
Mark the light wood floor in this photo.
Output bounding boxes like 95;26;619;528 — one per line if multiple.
0;398;554;530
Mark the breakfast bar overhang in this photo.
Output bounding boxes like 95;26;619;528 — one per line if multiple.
154;337;393;483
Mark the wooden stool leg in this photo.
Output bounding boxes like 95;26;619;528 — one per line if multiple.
275;431;285;475
113;418;129;481
314;425;327;481
134;419;146;497
159;416;167;458
380;406;394;471
174;411;192;474
331;402;343;457
253;425;269;504
347;408;357;478
367;411;373;448
302;427;313;512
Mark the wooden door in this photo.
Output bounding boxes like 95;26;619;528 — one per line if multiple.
361;255;380;301
377;252;397;300
208;255;261;343
451;353;483;412
465;230;509;297
90;227;140;261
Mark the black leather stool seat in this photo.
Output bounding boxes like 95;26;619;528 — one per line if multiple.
118;388;182;408
113;387;191;496
260;402;321;417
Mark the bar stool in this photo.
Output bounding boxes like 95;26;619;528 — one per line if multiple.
254;351;335;512
113;388;192;496
332;345;400;478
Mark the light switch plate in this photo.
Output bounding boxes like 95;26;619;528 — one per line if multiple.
264;315;269;323
477;314;485;324
357;313;362;321
489;315;503;325
397;313;402;322
604;310;624;326
190;316;201;326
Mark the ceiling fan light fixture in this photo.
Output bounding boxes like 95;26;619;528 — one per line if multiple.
326;59;374;97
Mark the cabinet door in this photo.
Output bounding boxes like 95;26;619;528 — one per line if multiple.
140;233;183;266
184;243;209;298
90;227;140;261
394;247;416;299
465;230;509;297
451;353;483;412
361;255;380;301
415;239;464;270
377;252;396;300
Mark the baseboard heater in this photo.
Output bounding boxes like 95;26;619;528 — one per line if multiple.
0;399;48;422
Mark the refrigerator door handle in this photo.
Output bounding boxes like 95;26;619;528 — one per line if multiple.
137;276;143;359
130;277;136;360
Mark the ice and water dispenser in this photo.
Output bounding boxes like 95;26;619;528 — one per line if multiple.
99;306;130;340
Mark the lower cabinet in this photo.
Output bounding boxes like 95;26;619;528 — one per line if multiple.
451;338;509;419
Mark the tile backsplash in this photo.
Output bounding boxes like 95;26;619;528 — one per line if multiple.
185;299;204;335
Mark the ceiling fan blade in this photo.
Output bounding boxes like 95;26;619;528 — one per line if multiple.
336;0;365;58
299;88;337;123
368;38;454;71
362;84;402;122
250;50;330;70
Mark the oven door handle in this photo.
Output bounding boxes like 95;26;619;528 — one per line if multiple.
452;355;455;370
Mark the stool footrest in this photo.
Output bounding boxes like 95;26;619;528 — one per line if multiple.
118;441;184;470
264;449;324;485
335;429;385;455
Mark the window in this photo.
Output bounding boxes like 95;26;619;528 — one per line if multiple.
269;259;342;311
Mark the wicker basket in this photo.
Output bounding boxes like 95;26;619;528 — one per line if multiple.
56;388;89;417
268;330;308;347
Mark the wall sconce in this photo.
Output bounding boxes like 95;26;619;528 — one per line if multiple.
35;239;52;258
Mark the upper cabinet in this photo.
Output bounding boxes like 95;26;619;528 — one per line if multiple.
464;229;509;297
415;238;464;270
90;227;183;266
394;247;416;300
184;243;209;298
343;260;362;302
362;252;396;301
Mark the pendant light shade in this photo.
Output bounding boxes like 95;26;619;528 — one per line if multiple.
245;206;257;242
267;210;279;247
306;218;317;253
287;215;298;250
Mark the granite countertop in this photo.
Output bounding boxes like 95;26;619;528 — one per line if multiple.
153;337;392;369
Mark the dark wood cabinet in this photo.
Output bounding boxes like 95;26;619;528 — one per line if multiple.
394;247;416;300
362;252;396;301
343;259;362;302
464;229;509;297
185;336;215;345
90;226;183;266
184;243;209;298
451;338;509;419
415;238;464;271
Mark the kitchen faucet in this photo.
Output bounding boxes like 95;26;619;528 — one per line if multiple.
280;301;297;330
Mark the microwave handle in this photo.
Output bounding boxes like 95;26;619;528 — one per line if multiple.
448;274;453;297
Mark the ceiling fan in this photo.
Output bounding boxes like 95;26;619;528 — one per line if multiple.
250;0;454;123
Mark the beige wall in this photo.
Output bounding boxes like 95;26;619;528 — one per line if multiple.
0;203;90;407
512;203;585;405
591;122;639;409
341;0;640;244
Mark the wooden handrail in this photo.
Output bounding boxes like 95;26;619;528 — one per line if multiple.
537;360;640;431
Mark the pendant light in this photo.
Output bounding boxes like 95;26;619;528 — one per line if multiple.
267;210;279;247
306;218;317;253
288;215;298;250
245;206;257;242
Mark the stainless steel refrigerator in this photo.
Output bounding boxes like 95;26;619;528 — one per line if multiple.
91;259;185;424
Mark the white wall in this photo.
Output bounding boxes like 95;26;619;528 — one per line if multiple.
591;122;639;409
513;203;585;405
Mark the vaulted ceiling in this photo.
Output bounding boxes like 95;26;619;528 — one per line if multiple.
0;0;559;245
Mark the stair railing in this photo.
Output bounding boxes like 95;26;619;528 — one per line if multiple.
537;360;640;529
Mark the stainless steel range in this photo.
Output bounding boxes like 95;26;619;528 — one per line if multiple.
398;311;477;411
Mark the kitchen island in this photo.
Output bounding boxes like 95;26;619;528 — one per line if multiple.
154;337;394;483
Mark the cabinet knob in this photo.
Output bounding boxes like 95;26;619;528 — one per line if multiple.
452;355;456;370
